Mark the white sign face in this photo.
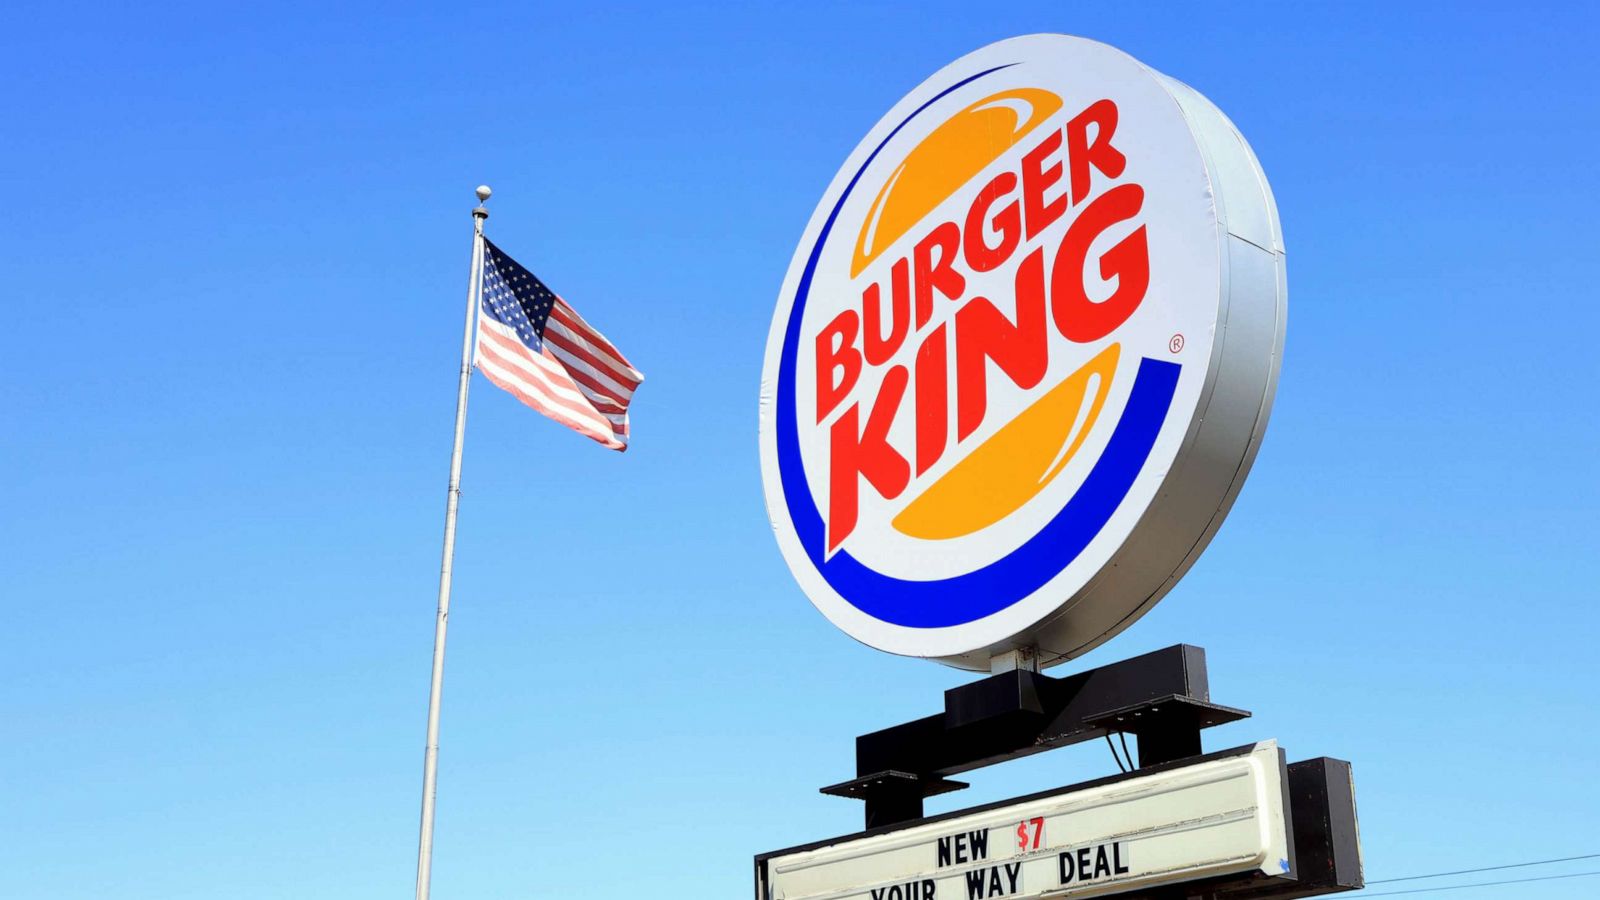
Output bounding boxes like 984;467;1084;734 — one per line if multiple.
760;741;1292;900
758;34;1285;669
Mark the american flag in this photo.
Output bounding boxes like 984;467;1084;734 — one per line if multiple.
473;239;643;450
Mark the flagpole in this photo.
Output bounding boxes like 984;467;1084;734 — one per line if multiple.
414;184;491;900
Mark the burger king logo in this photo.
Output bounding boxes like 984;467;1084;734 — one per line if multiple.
759;35;1285;669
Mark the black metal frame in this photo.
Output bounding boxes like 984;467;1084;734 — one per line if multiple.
757;644;1362;900
823;645;1249;827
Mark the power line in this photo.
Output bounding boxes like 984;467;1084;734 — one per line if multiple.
1370;852;1600;884
1360;868;1600;897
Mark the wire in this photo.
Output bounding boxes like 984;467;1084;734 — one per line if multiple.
1103;734;1126;772
1369;851;1600;884
1359;868;1600;896
1083;752;1599;895
1103;733;1127;773
1088;749;1599;895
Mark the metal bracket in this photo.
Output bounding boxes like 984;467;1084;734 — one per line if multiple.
819;771;969;830
823;644;1250;828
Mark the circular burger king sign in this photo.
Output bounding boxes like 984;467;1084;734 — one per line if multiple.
759;34;1285;670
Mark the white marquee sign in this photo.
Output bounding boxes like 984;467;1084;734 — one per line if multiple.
760;742;1293;900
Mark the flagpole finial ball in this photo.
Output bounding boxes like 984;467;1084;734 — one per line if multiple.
475;185;492;203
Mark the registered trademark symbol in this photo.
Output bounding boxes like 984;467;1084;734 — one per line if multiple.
1169;334;1185;353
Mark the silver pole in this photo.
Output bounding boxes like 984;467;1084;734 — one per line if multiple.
414;185;491;900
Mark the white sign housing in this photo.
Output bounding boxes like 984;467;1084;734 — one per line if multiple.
759;33;1288;669
759;741;1293;900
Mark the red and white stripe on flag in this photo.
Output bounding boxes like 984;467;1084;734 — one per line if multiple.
474;298;643;451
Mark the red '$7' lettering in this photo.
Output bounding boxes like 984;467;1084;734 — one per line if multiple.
1016;817;1044;852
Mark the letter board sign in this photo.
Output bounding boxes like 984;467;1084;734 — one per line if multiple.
758;741;1293;900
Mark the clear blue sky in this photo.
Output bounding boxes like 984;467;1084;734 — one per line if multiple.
3;3;1597;898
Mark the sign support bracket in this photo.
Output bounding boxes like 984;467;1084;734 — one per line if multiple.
821;644;1250;828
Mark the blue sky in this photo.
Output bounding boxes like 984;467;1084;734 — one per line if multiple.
3;2;1598;898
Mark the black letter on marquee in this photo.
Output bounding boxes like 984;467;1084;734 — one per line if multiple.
969;829;990;861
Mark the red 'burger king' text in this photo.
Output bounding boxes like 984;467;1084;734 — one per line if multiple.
815;98;1150;551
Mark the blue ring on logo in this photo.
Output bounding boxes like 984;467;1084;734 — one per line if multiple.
775;66;1181;629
